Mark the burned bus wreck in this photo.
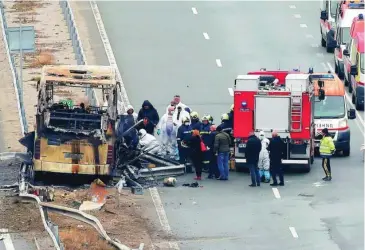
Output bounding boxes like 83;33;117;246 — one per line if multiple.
21;65;184;184
25;65;119;182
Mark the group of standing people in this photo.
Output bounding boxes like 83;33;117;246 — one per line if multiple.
119;95;336;185
120;94;235;181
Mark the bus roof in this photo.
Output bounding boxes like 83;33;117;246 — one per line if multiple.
354;32;365;53
311;73;345;96
41;65;117;87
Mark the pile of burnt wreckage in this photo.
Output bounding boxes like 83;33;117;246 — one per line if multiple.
18;113;186;189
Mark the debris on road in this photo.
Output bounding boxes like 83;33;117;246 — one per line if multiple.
163;177;177;187
182;182;200;188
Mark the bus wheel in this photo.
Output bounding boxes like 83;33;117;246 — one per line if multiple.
303;162;311;173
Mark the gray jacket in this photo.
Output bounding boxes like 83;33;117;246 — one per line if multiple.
214;131;231;153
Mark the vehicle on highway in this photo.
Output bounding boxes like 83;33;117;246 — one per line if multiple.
320;0;341;52
311;73;356;156
233;70;323;172
334;7;365;78
29;65;121;182
343;30;365;110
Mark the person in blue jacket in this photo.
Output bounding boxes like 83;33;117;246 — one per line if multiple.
177;117;192;166
137;100;159;135
190;111;202;131
199;116;211;173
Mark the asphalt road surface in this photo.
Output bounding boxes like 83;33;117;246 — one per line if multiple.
94;1;364;250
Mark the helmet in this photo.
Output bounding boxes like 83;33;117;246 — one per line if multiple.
207;115;214;124
221;113;229;121
182;116;190;123
190;111;199;119
230;104;234;111
202;115;209;121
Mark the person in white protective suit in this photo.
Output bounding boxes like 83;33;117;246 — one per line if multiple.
172;105;190;128
124;105;138;123
138;129;162;155
156;106;178;157
258;131;271;183
166;95;188;111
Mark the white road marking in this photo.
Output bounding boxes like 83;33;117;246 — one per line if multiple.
321;62;329;71
149;188;180;250
313;181;326;187
326;62;365;129
293;14;301;18
0;229;15;250
216;59;222;68
272;188;281;199
191;7;198;14
289;5;296;9
305;34;314;38
289;227;299;238
203;32;210;40
228;88;233;96
316;53;324;57
311;44;319;47
300;24;308;28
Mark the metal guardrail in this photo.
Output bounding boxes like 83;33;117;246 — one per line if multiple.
0;1;27;135
59;0;99;107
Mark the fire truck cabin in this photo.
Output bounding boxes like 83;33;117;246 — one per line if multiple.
233;72;316;172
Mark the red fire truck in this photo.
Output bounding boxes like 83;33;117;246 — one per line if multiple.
233;69;321;172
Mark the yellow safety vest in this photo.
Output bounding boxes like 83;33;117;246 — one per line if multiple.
319;136;335;156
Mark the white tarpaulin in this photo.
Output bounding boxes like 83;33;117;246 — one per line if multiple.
255;96;290;132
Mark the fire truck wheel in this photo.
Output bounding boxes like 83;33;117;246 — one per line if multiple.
343;149;350;157
303;162;311;173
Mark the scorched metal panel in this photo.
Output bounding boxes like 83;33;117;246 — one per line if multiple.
254;96;290;132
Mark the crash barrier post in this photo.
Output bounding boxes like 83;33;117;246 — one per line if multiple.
0;1;27;135
59;0;99;107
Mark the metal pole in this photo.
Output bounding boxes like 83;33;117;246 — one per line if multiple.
19;16;23;109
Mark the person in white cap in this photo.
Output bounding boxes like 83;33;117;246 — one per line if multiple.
258;131;270;183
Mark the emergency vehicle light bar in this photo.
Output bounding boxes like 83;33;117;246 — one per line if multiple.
348;3;365;8
309;74;334;80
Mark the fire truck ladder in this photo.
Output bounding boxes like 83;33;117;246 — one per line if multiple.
290;93;302;132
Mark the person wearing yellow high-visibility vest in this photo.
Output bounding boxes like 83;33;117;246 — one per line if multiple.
319;128;336;181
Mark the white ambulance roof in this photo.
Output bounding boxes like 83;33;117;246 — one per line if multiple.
340;9;365;27
236;75;260;80
285;74;309;80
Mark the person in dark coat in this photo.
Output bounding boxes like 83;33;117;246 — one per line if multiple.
176;117;192;166
245;131;262;187
190;130;204;180
137;100;159;135
199;116;211;173
208;125;220;178
268;131;286;186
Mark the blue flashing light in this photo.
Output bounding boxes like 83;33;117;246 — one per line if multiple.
292;68;299;72
309;74;334;80
359;13;364;19
348;3;365;9
308;67;314;74
241;101;247;107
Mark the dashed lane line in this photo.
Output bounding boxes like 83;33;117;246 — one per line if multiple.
216;59;222;68
272;188;281;199
0;229;15;250
300;24;308;28
311;44;319;48
293;14;301;18
316;53;324;57
289;227;299;238
203;32;210;40
289;5;296;9
191;7;198;15
305;34;314;38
